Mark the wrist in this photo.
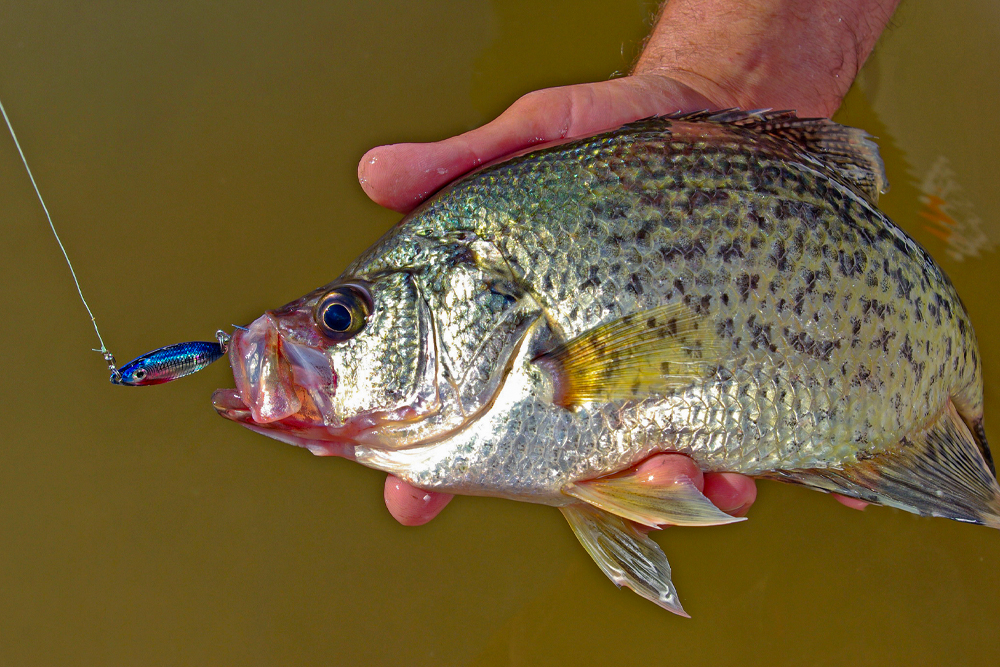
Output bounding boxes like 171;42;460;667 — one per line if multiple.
632;0;899;117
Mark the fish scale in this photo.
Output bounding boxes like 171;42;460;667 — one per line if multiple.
356;120;974;486
217;111;998;614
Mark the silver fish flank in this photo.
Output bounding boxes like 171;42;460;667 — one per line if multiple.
212;111;999;615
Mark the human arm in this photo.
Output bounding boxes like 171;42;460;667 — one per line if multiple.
360;0;900;214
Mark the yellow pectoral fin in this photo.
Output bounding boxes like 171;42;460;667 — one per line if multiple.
534;302;720;409
560;503;689;617
564;472;745;528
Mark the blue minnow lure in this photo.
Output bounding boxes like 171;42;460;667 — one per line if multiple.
2;96;237;387
111;331;231;386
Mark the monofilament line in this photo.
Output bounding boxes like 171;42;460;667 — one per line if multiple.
0;96;119;377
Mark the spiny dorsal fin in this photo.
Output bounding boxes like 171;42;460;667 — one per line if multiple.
763;399;1000;528
533;302;720;410
632;109;889;205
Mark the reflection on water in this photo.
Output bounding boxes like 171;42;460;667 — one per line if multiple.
0;1;998;665
917;156;993;261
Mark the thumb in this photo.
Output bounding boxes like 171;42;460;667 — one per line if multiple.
358;75;716;213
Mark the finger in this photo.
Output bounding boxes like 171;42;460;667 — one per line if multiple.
702;472;757;517
629;454;756;533
634;452;706;491
358;74;716;213
633;454;757;518
383;475;454;526
834;493;869;511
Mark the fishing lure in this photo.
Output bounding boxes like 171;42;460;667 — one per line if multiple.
112;331;232;386
0;95;228;386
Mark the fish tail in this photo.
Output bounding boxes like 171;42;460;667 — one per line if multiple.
765;399;1000;528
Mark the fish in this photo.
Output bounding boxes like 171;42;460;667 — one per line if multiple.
211;110;1000;616
112;335;229;386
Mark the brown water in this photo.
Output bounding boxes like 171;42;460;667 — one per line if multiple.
1;1;998;665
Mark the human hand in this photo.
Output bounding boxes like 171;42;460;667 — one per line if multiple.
361;75;761;527
384;452;757;527
362;0;900;524
358;0;899;214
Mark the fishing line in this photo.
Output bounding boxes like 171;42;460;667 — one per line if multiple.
0;95;122;381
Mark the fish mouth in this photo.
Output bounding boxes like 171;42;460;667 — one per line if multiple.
211;387;252;420
212;312;358;458
211;386;356;458
214;295;492;455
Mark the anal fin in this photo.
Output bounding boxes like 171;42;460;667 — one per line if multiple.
564;471;745;528
560;503;688;616
765;399;1000;527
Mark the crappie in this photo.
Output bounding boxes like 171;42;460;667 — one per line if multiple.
212;110;1000;616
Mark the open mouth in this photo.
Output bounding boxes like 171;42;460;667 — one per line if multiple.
211;386;356;458
214;302;452;456
211;313;356;458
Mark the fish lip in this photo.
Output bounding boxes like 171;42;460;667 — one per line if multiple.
226;311;341;425
213;317;351;447
211;388;251;419
211;387;356;458
229;313;302;424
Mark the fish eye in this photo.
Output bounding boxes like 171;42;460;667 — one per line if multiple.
315;284;372;341
324;304;352;331
133;368;148;381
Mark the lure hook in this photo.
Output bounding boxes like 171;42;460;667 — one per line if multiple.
96;349;122;383
216;330;231;353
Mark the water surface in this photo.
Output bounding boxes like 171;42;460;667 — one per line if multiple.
1;1;998;665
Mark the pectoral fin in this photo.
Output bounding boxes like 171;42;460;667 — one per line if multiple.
534;302;720;409
560;503;688;616
564;471;745;528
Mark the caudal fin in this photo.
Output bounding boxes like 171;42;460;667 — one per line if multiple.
765;399;1000;528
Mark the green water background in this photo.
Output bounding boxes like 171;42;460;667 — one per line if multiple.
1;1;998;664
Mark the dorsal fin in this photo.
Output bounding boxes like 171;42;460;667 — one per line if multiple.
631;109;889;205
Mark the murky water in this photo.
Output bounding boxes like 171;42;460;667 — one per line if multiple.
1;1;998;665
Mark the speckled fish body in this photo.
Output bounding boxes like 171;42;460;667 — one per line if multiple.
212;111;1000;614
